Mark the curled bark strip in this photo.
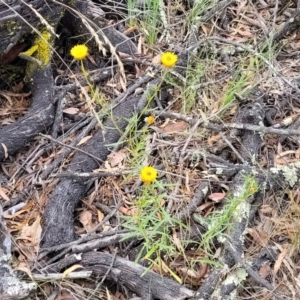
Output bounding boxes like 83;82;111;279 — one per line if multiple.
0;65;55;161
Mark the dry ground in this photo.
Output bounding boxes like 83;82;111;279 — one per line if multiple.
1;0;300;299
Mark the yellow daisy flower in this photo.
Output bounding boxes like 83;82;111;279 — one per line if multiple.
70;44;88;60
140;166;158;184
145;115;155;124
161;51;178;68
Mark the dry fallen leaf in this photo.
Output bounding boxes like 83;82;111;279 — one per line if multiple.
16;215;42;259
274;245;288;275
62;264;84;279
119;205;133;216
259;204;274;215
208;192;226;202
237;29;252;37
259;263;271;279
56;291;78;300
63;107;79;115
208;134;221;146
14;262;33;280
97;209;104;222
0;186;10;201
172;229;184;252
197;202;214;212
152;54;161;64
77;135;92;146
160;121;188;133
247;227;269;247
18;215;42;246
79;210;93;232
107;150;126;167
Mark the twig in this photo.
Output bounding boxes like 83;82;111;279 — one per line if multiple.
32;271;92;281
96;250;117;287
167;119;204;213
204;121;300;136
219;132;247;164
108;70;159;107
209;36;300;92
176;181;209;221
155;111;300;136
40;133;104;164
52;169;131;179
200;0;235;22
226;243;283;300
38;229;128;260
39;201;124;263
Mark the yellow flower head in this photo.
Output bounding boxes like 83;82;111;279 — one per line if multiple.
140;166;157;184
161;52;178;68
145;115;155;124
70;44;88;60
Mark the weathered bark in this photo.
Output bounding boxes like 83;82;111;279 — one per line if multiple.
0;204;36;299
33;251;195;299
0;0;71;53
81;252;195;300
195;98;283;299
0;66;55;160
61;0;138;54
41;78;161;248
0;0;77;159
235;102;265;162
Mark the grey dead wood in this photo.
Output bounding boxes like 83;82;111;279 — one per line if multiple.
34;251;195;300
0;65;55;160
232;102;265;162
0;0;134;163
62;0;138;55
200;0;235;23
32;270;92;280
37;253;82;274
195;170;266;300
155;111;300;137
194;173;247;300
70;232;141;254
196;100;263;299
0;0;71;53
273;9;300;42
38;202;126;263
0;203;36;299
40;76;160;248
0;0;77;160
195;99;283;299
80;251;195;300
3;117;98;210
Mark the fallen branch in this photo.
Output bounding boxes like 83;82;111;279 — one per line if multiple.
0;66;55;161
156;111;300;136
82;251;195;300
